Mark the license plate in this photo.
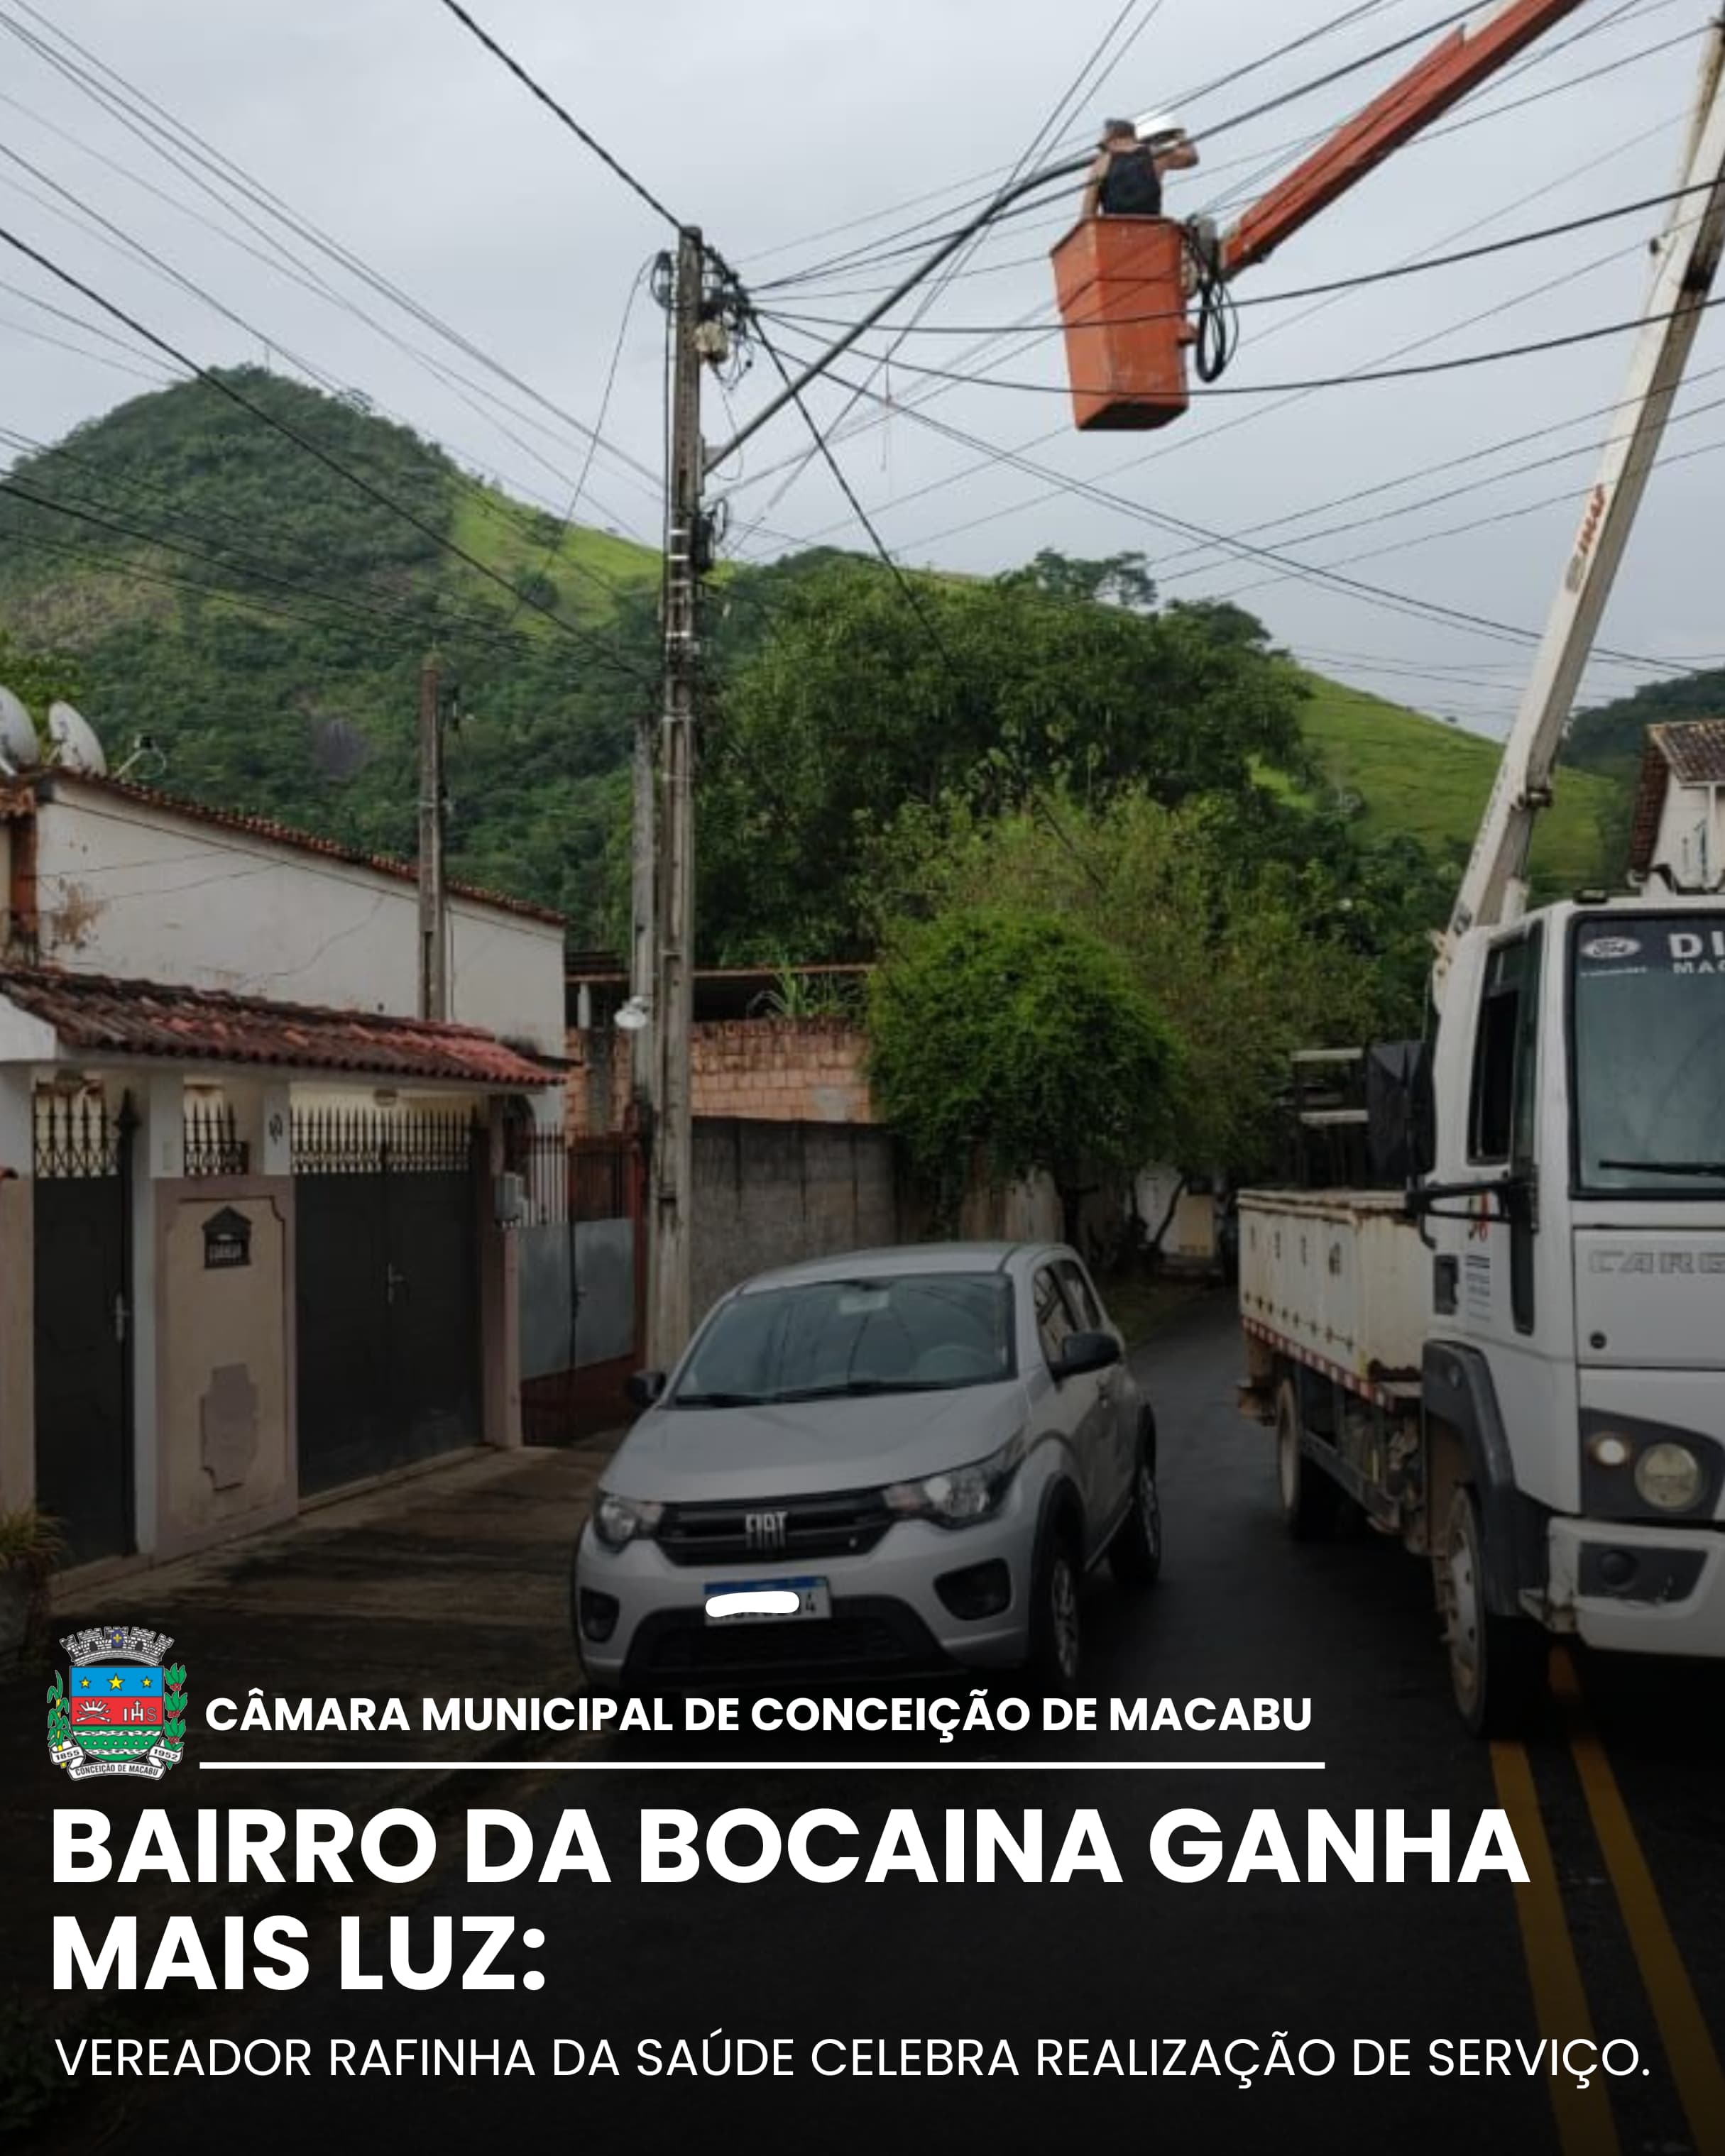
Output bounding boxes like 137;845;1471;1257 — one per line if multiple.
703;1577;831;1624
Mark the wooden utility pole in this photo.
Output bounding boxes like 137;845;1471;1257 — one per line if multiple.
645;227;705;1369
417;656;449;1022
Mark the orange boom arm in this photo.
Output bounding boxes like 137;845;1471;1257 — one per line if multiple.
1220;0;1592;279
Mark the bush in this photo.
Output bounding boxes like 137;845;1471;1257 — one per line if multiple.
869;905;1178;1232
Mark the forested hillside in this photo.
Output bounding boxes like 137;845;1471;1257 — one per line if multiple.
0;370;1628;954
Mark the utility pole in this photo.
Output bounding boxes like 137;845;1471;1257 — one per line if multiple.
645;226;705;1368
417;654;449;1023
627;700;657;1122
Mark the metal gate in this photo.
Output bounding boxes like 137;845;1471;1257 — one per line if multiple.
33;1090;133;1565
292;1106;481;1496
513;1130;641;1444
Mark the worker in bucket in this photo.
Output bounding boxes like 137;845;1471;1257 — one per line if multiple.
1082;112;1199;219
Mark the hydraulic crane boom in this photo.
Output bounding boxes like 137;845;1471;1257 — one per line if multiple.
1435;19;1725;993
1219;0;1593;280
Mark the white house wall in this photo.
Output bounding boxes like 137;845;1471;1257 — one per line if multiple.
27;788;564;1052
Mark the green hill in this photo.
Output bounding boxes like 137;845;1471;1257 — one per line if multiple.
0;370;666;936
0;370;1629;941
1298;676;1621;896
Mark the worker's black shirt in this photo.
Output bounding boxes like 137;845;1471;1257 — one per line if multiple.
1099;145;1163;217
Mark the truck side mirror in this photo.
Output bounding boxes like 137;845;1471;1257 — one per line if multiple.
625;1369;668;1410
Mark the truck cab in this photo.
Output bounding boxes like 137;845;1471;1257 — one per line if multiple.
1424;896;1725;1688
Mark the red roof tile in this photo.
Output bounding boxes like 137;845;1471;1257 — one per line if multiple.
34;770;565;926
1628;720;1725;876
1654;717;1725;786
0;967;559;1087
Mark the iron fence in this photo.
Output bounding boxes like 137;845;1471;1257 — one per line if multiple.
183;1099;251;1177
291;1105;478;1177
506;1128;632;1224
33;1089;126;1179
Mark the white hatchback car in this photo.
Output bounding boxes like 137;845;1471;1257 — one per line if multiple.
572;1243;1161;1689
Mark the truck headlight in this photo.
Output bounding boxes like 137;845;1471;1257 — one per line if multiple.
591;1490;664;1549
885;1434;1026;1529
1634;1442;1704;1513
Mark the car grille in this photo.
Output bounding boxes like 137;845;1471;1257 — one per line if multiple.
629;1597;941;1679
655;1489;892;1568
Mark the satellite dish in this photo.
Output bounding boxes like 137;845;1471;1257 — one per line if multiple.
47;700;108;777
0;686;38;776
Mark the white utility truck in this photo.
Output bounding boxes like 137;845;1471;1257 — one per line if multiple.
1239;28;1725;1733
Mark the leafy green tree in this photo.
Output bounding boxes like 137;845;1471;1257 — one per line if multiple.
993;548;1157;610
865;788;1393;1175
868;904;1179;1237
699;557;1311;959
0;630;82;723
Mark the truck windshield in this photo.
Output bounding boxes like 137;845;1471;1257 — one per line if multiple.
672;1273;1017;1407
1572;917;1725;1197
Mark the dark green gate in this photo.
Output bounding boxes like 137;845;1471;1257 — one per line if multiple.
292;1106;481;1496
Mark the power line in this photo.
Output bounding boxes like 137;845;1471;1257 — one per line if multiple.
432;0;685;233
746;316;960;674
0;3;665;516
0;303;171;385
499;263;652;629
831;288;1725;400
749;0;1416;291
1126;358;1725;573
725;99;1692;538
760;177;1725;339
752;0;1489;301
720;0;1692;516
754;326;1701;676
1154;375;1725;593
0;219;656;683
727;0;1171;556
0;473;596;656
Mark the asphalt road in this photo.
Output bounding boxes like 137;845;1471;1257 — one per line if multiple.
26;1298;1725;2155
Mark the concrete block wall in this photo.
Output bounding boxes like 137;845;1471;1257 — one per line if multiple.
690;1118;904;1323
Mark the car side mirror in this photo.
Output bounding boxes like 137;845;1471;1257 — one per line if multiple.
1051;1331;1122;1382
625;1369;668;1410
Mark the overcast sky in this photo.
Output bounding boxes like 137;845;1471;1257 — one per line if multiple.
2;0;1719;734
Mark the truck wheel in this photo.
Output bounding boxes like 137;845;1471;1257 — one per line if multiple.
1438;1485;1545;1737
1110;1418;1163;1588
1276;1378;1340;1541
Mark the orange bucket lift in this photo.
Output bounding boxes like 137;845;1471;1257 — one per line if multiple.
1051;0;1597;434
1051;215;1193;431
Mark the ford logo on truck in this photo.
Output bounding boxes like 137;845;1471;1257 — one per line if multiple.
1581;935;1641;961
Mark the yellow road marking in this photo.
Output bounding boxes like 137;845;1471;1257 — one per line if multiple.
1552;1648;1725;2156
1491;1736;1621;2156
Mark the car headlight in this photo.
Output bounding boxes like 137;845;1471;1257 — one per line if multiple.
1634;1441;1704;1513
884;1434;1026;1529
591;1490;664;1550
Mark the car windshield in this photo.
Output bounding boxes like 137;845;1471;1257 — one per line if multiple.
672;1272;1016;1407
1572;916;1725;1197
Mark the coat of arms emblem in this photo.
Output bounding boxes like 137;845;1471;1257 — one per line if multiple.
47;1627;186;1780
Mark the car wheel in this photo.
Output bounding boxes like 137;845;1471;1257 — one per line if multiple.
1029;1522;1083;1691
1436;1484;1546;1738
1276;1377;1340;1541
1110;1421;1163;1588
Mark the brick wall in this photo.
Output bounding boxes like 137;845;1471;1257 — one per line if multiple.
566;1018;872;1137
